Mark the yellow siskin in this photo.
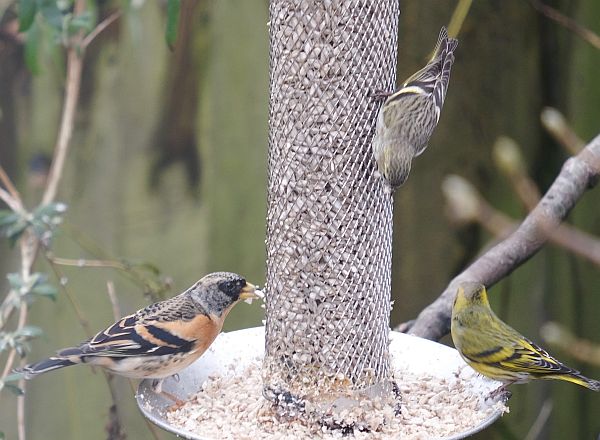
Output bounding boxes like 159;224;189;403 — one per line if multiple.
451;282;600;395
17;272;261;397
372;27;458;193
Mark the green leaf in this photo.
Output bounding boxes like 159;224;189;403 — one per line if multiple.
34;202;68;219
15;326;43;339
6;273;23;290
1;430;5;439
3;383;25;396
165;0;180;50
0;210;20;227
38;1;66;31
4;372;26;383
68;11;94;35
18;0;38;32
139;261;161;276
24;21;42;75
30;282;58;301
0;210;26;245
4;218;28;246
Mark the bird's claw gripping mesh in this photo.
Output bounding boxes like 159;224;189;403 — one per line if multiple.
264;0;400;430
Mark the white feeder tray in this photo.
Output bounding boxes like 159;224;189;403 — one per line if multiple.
136;327;507;439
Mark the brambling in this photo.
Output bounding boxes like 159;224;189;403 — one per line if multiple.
18;272;261;395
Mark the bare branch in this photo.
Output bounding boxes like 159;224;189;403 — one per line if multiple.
41;48;83;205
46;254;129;271
0;165;23;206
407;133;600;340
17;376;26;440
530;0;600;50
82;11;122;49
447;0;473;38
541;322;600;366
524;399;553;440
0;187;23;213
541;107;585;155
106;281;121;322
444;175;600;266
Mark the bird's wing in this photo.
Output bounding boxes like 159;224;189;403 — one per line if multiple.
58;297;209;358
461;322;576;376
500;337;576;376
459;324;518;366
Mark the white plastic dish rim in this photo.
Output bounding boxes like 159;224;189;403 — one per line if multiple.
136;326;505;440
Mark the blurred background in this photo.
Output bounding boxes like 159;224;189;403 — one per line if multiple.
0;0;598;439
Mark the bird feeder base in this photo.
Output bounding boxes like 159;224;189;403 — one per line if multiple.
136;327;507;439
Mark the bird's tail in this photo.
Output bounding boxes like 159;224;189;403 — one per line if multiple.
430;26;459;63
17;357;78;379
553;372;600;391
395;27;458;120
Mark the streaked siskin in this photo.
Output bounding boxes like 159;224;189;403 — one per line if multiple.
451;282;600;395
372;26;458;193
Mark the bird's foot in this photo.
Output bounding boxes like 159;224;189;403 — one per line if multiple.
453;365;466;379
151;378;164;394
161;391;187;411
369;89;392;100
383;183;394;196
487;384;512;401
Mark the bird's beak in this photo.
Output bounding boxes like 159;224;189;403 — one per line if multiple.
239;282;262;300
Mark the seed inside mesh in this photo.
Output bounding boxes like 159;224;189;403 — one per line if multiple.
265;0;398;405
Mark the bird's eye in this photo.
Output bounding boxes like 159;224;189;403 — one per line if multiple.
225;281;234;291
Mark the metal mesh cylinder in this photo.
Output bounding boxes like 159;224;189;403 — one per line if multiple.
264;0;400;420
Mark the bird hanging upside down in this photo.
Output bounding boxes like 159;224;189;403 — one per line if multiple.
17;272;262;398
451;282;600;396
372;26;458;192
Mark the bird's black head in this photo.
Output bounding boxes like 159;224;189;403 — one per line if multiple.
190;272;258;317
218;274;248;300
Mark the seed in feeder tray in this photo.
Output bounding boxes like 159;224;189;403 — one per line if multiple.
17;272;260;400
166;358;508;439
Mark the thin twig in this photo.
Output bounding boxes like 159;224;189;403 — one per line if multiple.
530;0;600;50
106;281;122;320
0;165;23;204
41;48;83;205
524;399;553;440
475;194;600;267
17;375;26;440
407;133;600;340
491;137;600;264
47;254;130;271
541;107;585;155
128;380;163;440
45;256;94;337
1;348;17;379
0;187;24;214
1;278;30;382
541;322;600;366
447;0;473;38
82;11;122;49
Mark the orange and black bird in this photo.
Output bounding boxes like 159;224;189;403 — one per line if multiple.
18;272;261;393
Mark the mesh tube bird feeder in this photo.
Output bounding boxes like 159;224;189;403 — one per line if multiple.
137;2;509;437
263;0;400;425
